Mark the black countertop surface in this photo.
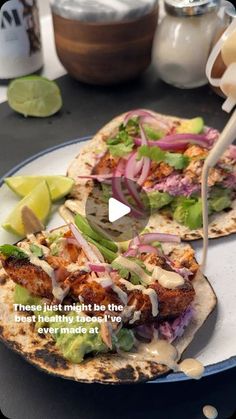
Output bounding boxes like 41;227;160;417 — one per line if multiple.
0;71;235;419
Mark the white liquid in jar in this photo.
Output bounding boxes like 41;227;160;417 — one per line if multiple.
153;12;221;88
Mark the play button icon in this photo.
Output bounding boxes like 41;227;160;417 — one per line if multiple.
108;198;131;223
85;176;151;242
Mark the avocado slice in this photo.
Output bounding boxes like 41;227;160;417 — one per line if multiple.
176;117;204;134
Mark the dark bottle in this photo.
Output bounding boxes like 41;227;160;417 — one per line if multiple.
0;0;43;80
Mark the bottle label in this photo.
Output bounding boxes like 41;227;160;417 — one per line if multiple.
0;0;43;78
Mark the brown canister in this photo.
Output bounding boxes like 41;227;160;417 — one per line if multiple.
51;0;159;85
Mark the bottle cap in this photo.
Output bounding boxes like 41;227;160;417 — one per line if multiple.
164;0;220;17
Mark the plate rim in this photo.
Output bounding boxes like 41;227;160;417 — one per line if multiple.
0;136;235;383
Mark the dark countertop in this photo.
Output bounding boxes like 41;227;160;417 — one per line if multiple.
0;71;235;419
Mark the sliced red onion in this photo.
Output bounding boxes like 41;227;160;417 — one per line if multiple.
204;127;220;142
124;109;157;126
112;160;144;218
125;178;144;208
125;152;141;180
137;245;159;255
124;152;144;207
69;223;100;264
66;238;79;246
123;248;138;258
137;125;151;186
134;133;213;151
88;263;112;273
134;232;181;245
141;115;171;131
132;234;141;247
134;157;144;177
124;109;171;131
138;157;151;186
115;159;126;176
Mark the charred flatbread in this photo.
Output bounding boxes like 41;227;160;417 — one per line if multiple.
61;111;236;240
0;226;216;384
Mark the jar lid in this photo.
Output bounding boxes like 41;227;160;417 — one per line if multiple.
164;0;220;17
50;0;158;23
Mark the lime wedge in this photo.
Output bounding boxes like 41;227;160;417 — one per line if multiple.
7;76;62;117
2;181;51;236
5;176;74;202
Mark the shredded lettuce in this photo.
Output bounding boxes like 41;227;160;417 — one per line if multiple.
138;145;189;170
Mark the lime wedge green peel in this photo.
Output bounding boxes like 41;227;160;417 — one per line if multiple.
7;76;62;117
5;176;74;202
2;181;51;236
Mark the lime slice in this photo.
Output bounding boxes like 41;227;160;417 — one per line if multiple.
7;76;62;117
2;181;51;236
5;176;74;202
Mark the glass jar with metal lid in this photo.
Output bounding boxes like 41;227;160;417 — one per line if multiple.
153;0;221;88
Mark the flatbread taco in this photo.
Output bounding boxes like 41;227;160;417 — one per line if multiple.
0;221;216;383
62;110;236;240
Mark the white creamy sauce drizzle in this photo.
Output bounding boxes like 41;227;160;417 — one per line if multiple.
119;278;158;317
178;358;205;380
133;339;179;370
129;310;141;325
112;285;128;305
67;263;89;273
120;335;205;380
143;289;159;316
152;266;184;289
114;256;152;285
119;278;145;292
94;277;114;288
203;405;218;419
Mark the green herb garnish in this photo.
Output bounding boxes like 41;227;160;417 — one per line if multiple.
138;145;189;170
29;244;44;258
0;245;28;259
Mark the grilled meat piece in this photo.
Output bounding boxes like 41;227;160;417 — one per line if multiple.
93;151;119;175
1;225;196;326
1;257;54;298
150;280;194;319
66;269;195;322
2;250;195;323
65;271;122;314
144;162;174;188
168;247;199;276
